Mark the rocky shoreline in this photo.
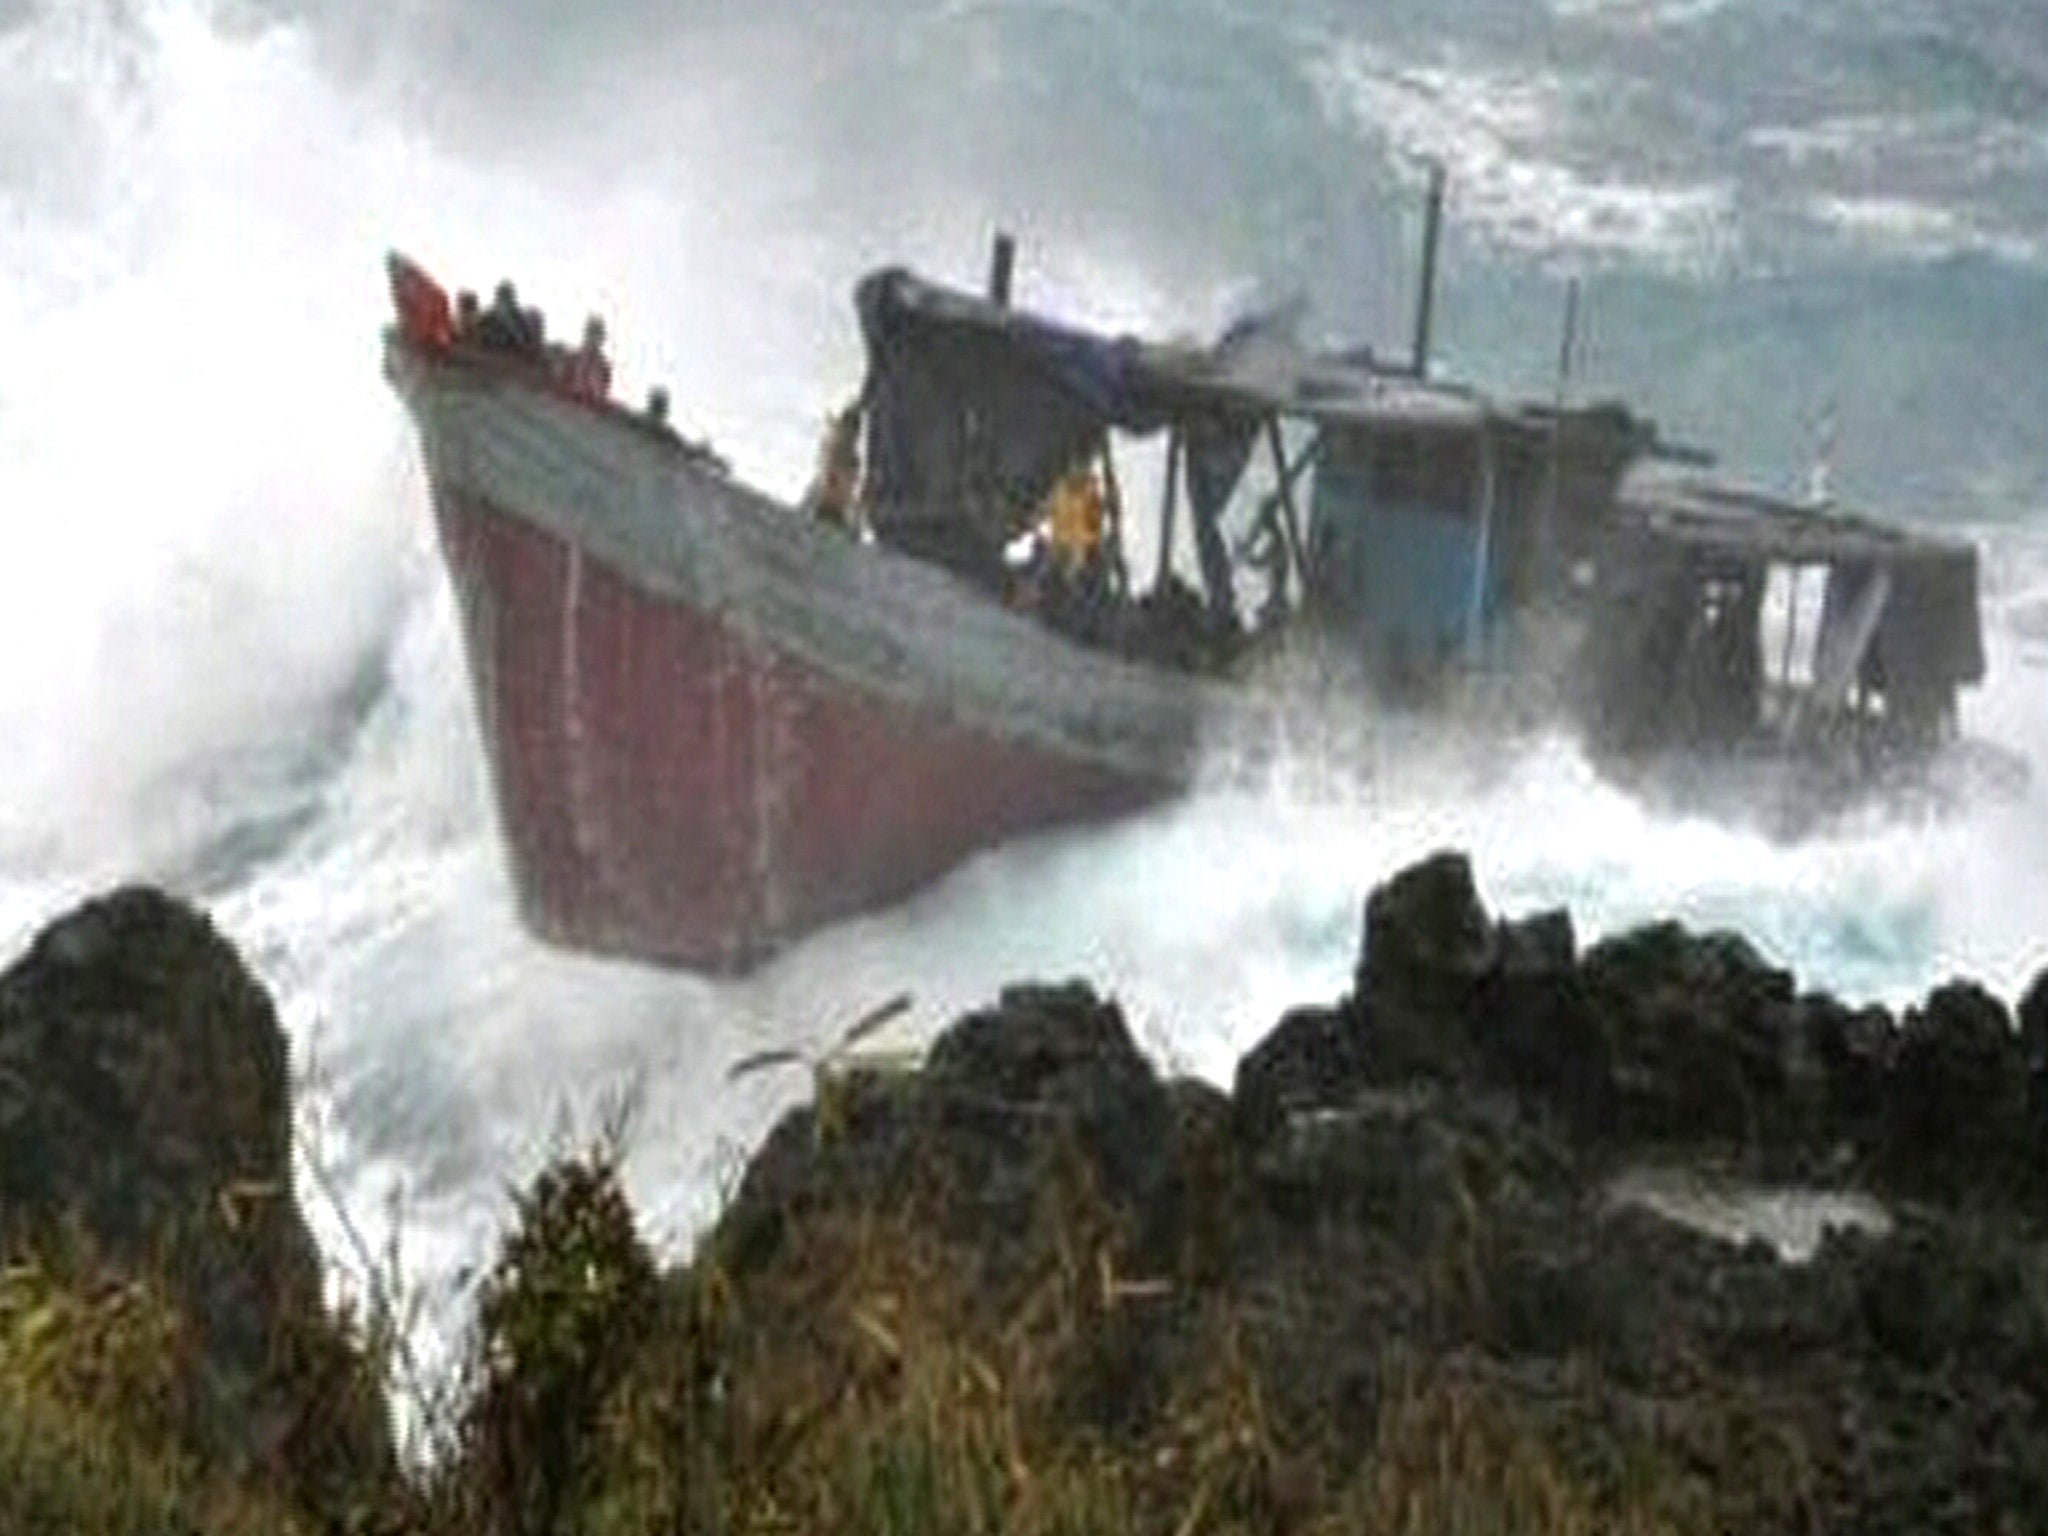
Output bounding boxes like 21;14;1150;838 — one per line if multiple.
717;853;2048;1534
0;887;390;1532
3;854;2047;1533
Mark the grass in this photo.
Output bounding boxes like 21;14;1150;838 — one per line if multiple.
0;1135;1787;1536
0;1379;307;1536
393;1143;1731;1536
0;1255;310;1536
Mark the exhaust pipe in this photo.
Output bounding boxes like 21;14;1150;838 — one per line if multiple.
987;231;1017;308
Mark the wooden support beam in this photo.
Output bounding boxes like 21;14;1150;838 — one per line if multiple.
1264;416;1309;595
1153;428;1182;593
1098;435;1131;600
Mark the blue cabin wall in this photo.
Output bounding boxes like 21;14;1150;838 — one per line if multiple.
1309;448;1501;663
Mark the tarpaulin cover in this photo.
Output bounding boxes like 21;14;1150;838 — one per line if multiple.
857;269;1180;582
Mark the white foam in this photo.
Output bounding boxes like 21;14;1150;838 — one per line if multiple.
1548;0;1736;27
1607;1167;1890;1263
1745;114;2048;267
1308;41;1735;269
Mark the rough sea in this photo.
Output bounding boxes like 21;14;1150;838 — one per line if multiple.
3;0;2046;1378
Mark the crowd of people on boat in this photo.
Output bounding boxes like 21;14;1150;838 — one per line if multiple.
387;253;633;413
452;280;614;404
389;253;743;483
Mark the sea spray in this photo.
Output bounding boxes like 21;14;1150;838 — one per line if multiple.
3;0;2046;1413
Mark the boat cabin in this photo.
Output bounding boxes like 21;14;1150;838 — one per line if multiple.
848;218;1991;776
1584;478;1986;762
852;264;1660;684
1303;390;1655;678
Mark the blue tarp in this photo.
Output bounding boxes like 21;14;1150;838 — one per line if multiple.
857;268;1175;433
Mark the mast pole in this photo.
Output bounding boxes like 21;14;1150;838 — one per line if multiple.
1410;162;1447;379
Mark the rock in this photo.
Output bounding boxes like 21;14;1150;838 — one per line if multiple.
728;981;1185;1285
1855;1217;2048;1375
2019;967;2048;1068
1491;906;1576;986
2016;966;2048;1127
1165;1075;1236;1287
924;981;1156;1117
1798;994;1895;1148
1305;855;2044;1190
0;888;303;1262
1886;981;2027;1188
696;849;2048;1535
1249;1089;1467;1248
1355;851;1499;1081
922;981;1179;1242
0;887;387;1493
1357;850;1499;1014
715;1065;922;1275
1580;922;1796;1145
1748;994;1839;1159
1231;1004;1369;1147
1476;908;1612;1130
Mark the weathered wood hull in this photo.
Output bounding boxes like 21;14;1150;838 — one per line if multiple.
387;341;1209;970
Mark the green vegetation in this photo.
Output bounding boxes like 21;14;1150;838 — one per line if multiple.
0;1145;1757;1536
0;1253;308;1536
392;1146;1717;1536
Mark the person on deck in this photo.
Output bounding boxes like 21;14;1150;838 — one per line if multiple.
565;316;612;402
1045;460;1106;576
1038;459;1112;640
476;281;524;352
455;289;480;342
804;400;864;530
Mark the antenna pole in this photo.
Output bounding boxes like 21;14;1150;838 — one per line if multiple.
1410;162;1446;378
1537;277;1582;593
1554;277;1581;409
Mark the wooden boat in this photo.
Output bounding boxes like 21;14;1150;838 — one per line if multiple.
383;198;1998;971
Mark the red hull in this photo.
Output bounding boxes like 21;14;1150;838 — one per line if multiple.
433;488;1169;969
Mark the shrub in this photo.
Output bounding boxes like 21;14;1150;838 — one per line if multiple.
446;1151;661;1536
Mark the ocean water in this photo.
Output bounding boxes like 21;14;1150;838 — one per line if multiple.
3;0;2047;1379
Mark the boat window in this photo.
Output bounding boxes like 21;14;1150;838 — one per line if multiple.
1113;428;1171;588
1759;562;1828;688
